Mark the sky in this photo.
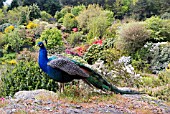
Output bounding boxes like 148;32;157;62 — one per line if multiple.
3;0;13;5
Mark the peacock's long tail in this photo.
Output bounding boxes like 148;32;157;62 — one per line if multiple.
73;60;141;94
85;69;140;94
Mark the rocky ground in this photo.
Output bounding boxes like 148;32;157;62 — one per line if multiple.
0;89;170;114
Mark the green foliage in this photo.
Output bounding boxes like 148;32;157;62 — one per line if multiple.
71;5;85;16
67;32;85;47
131;0;170;20
139;71;170;101
40;11;53;22
76;5;103;32
132;42;170;73
0;61;57;97
84;38;116;64
161;12;170;19
115;22;150;54
10;0;61;16
39;28;63;49
29;4;41;21
105;21;121;38
145;16;170;42
54;6;72;23
7;6;30;25
83;44;103;64
63;13;78;31
113;0;132;19
3;28;26;53
87;12;113;40
0;9;4;24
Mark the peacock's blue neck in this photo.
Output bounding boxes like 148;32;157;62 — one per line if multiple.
38;47;49;73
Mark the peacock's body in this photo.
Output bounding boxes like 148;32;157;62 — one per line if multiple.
38;42;140;94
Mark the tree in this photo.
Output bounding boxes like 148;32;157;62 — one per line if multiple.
9;0;61;16
130;0;168;20
0;0;5;8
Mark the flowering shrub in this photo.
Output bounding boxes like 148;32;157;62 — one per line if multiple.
26;22;38;29
4;25;14;33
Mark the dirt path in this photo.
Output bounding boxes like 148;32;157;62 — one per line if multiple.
0;89;170;114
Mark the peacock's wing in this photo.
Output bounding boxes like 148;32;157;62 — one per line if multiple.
47;58;89;78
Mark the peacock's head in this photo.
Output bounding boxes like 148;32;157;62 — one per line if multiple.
37;42;45;48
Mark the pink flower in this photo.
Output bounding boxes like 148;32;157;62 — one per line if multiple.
0;97;5;102
72;28;78;32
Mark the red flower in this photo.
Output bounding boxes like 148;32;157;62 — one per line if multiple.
93;39;103;45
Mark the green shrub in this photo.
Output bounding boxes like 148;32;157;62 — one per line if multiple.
132;42;170;73
39;28;63;49
83;44;103;64
63;13;78;31
29;4;41;21
161;12;170;19
115;22;150;54
145;16;170;42
40;11;53;22
105;21;121;38
54;6;72;23
67;32;85;47
84;38;116;64
76;5;107;32
0;9;5;24
71;5;85;16
87;14;112;40
3;28;26;53
7;6;30;25
141;71;170;102
0;61;58;97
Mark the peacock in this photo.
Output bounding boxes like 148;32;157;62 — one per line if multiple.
38;42;141;94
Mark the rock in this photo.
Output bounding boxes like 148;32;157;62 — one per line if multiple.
14;89;58;100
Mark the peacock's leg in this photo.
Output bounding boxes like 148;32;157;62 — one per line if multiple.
58;83;65;93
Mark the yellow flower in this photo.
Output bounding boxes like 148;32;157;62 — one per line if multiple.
26;22;38;29
4;25;14;33
8;60;17;65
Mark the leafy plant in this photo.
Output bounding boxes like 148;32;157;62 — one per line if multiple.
71;5;85;16
3;28;26;53
29;4;41;21
40;11;53;22
145;16;170;42
54;6;72;23
63;13;78;31
0;61;58;97
38;28;63;49
0;9;5;24
77;4;113;34
67;32;85;47
115;22;150;55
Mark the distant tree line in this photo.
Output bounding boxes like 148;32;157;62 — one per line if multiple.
0;0;169;20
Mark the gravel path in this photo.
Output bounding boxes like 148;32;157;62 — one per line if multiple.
0;89;170;114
